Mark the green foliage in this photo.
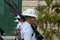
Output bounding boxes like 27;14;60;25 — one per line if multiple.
52;4;60;9
35;5;47;12
36;0;60;40
37;11;59;40
45;0;53;6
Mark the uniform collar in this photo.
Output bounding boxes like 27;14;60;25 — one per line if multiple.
25;21;31;26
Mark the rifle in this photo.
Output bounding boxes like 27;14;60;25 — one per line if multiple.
4;0;22;17
12;0;22;15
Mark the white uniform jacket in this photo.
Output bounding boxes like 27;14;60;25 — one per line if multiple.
21;21;36;40
16;22;22;29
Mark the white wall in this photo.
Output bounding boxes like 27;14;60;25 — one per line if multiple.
22;0;38;11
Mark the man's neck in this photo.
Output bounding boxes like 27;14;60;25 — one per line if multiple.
26;20;31;25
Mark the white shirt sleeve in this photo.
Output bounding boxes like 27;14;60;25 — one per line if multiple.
23;28;32;40
21;22;36;40
16;22;21;29
22;24;33;40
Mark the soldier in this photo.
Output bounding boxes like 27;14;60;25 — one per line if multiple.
13;15;24;40
21;8;45;40
15;15;23;29
21;8;38;40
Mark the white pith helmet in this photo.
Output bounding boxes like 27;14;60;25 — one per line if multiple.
14;19;19;22
22;8;38;18
15;15;21;18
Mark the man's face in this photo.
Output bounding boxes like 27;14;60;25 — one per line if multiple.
17;18;23;22
29;17;36;24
